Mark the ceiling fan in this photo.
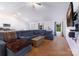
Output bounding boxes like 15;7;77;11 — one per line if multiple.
35;3;42;5
32;2;42;8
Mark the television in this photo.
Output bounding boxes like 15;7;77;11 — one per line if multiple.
3;24;11;27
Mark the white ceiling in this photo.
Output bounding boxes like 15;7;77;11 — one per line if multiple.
0;2;70;22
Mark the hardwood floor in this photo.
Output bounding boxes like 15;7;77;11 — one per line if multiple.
27;36;73;56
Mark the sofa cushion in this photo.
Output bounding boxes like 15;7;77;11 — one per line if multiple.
45;31;53;40
33;30;46;36
16;30;34;39
6;39;31;53
4;32;16;43
0;32;4;40
18;36;34;40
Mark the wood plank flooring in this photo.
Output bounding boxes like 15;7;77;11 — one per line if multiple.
27;36;73;56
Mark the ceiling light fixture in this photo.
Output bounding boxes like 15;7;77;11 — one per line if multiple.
13;12;21;17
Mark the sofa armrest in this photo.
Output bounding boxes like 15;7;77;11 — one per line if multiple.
0;40;6;56
17;36;33;40
0;40;5;45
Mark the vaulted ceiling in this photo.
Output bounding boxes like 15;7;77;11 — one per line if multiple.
0;2;70;22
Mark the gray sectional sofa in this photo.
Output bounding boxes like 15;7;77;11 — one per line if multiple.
16;30;53;40
0;30;53;56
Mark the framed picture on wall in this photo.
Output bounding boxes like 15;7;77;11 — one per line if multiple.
3;24;11;27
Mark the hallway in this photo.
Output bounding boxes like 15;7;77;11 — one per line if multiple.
27;36;73;56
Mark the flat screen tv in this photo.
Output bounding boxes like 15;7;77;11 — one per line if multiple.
3;24;10;27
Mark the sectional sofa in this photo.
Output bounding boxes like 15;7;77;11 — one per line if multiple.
0;31;32;56
0;30;53;56
16;30;53;40
16;30;46;39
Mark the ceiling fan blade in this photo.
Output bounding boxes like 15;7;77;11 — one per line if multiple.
36;3;41;6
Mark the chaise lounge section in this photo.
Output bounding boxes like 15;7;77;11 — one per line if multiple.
4;32;32;56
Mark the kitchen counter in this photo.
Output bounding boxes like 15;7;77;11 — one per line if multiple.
66;27;79;56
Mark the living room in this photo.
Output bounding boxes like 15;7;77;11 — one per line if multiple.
0;2;79;56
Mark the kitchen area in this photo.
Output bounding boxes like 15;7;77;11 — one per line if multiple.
66;2;79;56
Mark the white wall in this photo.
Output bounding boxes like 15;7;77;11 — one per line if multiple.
73;2;79;12
0;15;28;30
29;21;54;31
